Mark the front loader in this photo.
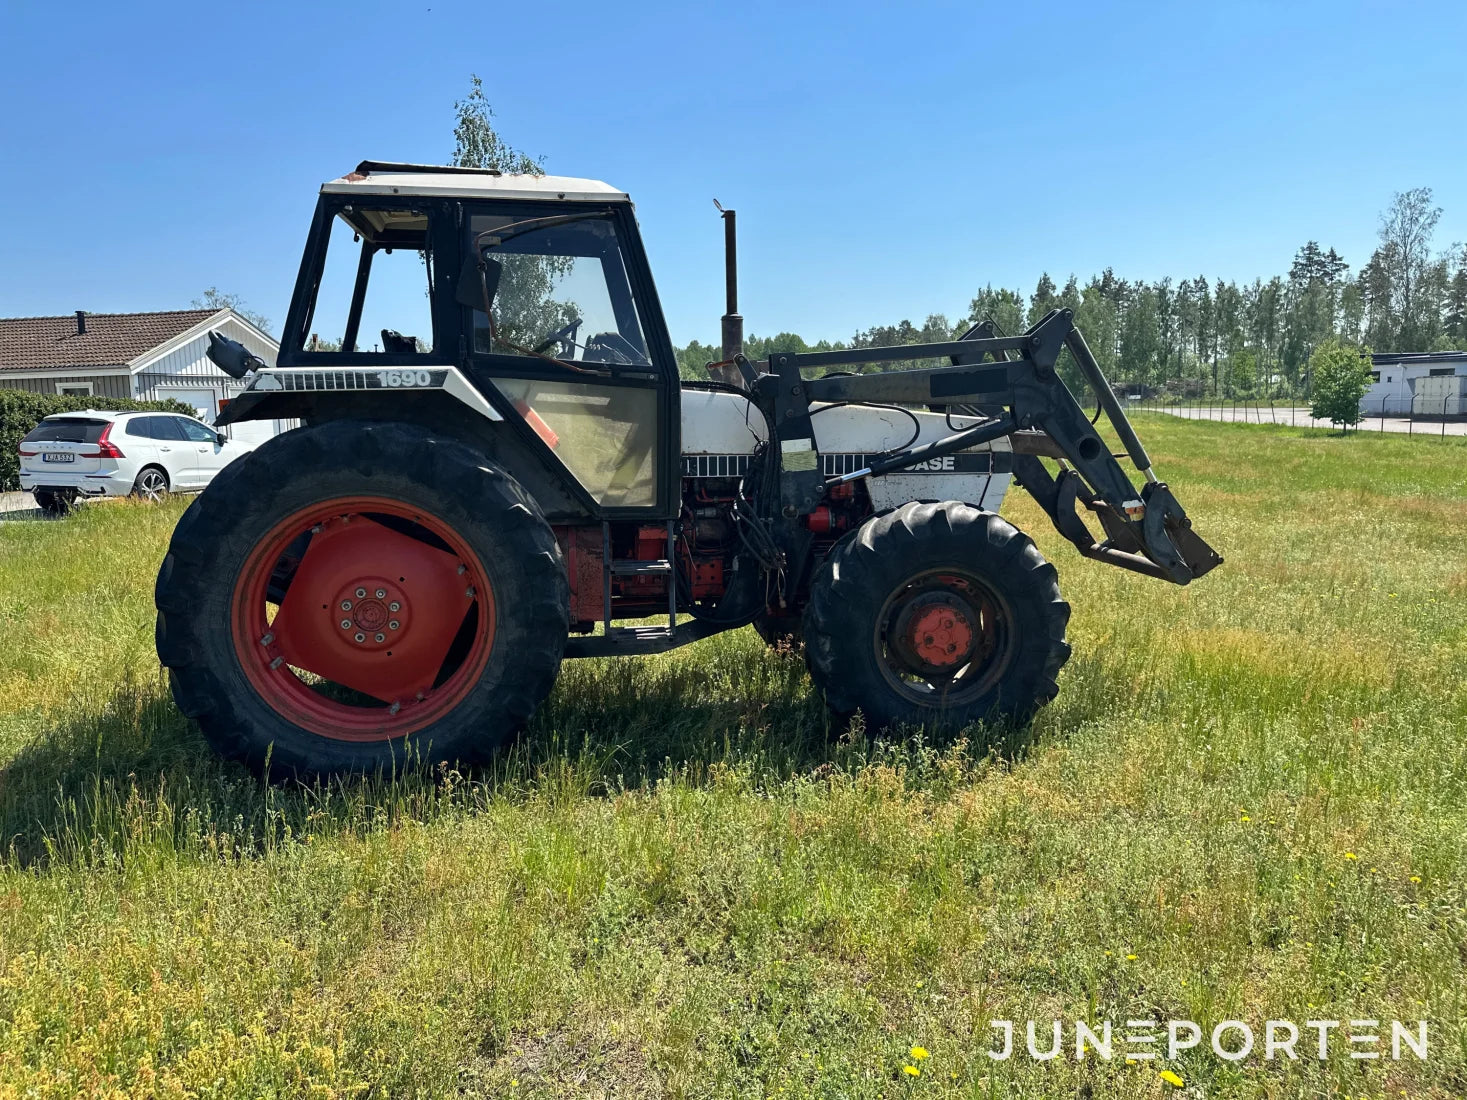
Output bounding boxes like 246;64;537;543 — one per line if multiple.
156;161;1220;778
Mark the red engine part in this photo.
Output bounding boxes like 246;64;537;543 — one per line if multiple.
806;506;837;535
688;556;724;599
804;484;858;536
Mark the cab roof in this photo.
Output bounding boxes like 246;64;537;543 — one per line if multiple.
321;160;630;203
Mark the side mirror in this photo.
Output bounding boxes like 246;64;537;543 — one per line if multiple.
206;331;265;379
455;254;503;313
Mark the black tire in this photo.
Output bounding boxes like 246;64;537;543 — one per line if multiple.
155;421;569;779
802;501;1070;734
132;465;169;501
33;489;76;517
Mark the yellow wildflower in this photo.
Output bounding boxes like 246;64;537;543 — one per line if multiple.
1126;954;1137;961
910;1047;930;1060
1344;852;1358;860
1410;875;1421;883
903;1065;921;1077
1160;1069;1185;1087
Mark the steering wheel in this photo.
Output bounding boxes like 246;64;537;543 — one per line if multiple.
532;317;582;357
586;331;644;366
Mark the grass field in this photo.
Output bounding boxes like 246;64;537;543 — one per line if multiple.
0;416;1464;1099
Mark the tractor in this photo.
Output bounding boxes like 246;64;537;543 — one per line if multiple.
155;161;1221;778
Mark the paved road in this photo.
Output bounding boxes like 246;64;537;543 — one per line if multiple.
1143;405;1467;437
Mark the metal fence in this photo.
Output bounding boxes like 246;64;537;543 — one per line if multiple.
1122;394;1467;438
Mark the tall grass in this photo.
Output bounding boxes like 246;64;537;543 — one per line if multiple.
0;419;1463;1098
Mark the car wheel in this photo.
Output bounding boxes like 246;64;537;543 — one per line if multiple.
132;466;170;502
34;489;77;517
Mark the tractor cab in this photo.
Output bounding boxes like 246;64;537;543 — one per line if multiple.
256;161;684;518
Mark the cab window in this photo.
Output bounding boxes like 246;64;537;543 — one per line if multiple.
466;213;649;367
304;206;435;354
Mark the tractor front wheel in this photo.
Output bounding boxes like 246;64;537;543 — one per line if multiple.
802;502;1070;736
155;421;569;779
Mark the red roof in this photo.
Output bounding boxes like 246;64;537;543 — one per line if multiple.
0;309;220;372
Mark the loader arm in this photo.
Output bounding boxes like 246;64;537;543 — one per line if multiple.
747;308;1222;585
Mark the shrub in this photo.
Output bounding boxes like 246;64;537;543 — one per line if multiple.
0;390;196;491
1308;338;1373;431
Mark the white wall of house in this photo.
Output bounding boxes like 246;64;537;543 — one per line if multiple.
1361;356;1467;414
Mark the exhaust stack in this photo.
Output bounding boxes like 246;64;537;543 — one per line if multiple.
709;201;745;388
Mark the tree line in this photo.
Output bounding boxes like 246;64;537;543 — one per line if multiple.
678;188;1467;399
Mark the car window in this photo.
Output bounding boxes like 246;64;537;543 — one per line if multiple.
124;418;151;439
23;418;108;444
150;417;187;441
177;419;217;443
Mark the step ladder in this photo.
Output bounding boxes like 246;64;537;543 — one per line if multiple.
602;520;677;643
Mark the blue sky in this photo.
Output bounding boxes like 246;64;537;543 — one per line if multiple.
1;0;1463;347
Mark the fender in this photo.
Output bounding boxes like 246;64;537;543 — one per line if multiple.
218;366;593;520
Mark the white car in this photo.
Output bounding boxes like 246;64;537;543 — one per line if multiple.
18;410;257;515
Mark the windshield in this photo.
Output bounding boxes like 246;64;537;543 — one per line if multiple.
468;214;650;367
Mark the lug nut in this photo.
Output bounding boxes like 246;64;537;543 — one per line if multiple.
354;632;366;643
355;587;367;599
341;600;352;611
388;601;400;612
374;632;385;643
340;619;352;629
375;588;386;599
388;620;400;630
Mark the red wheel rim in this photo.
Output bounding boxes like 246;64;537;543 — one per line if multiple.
875;569;1012;706
230;496;496;742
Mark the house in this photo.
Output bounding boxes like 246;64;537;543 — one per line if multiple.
1363;351;1467;415
0;308;287;444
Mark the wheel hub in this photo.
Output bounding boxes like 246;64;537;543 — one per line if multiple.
333;579;408;648
891;591;978;675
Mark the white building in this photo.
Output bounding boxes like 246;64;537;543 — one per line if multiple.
0;308;287;444
1363;351;1467;415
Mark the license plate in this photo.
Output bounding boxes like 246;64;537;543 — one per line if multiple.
42;453;76;463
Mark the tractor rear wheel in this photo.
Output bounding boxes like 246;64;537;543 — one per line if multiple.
802;501;1070;735
156;420;569;779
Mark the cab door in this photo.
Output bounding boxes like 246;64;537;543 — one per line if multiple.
455;202;680;521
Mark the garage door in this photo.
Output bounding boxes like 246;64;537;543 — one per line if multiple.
164;388;220;424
